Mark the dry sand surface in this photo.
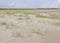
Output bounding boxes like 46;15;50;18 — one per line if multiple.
0;9;60;43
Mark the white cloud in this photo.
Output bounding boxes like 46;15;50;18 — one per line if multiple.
57;0;60;2
9;2;15;6
46;0;60;8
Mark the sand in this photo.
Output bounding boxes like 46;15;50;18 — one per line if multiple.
0;10;60;43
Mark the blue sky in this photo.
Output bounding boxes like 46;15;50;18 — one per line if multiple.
0;0;60;8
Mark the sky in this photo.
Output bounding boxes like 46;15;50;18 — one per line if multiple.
0;0;60;8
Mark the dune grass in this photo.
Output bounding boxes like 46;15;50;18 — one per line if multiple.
12;31;22;37
0;22;15;29
52;23;60;26
0;22;8;25
36;14;48;18
31;29;41;34
36;14;60;19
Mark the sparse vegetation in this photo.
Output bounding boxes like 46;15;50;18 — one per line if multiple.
18;17;23;20
12;31;22;37
31;29;40;34
25;16;30;20
0;22;15;29
0;22;8;25
0;9;60;43
52;23;60;26
36;14;48;18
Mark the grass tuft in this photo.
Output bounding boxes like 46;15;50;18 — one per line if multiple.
31;29;40;34
0;22;8;25
12;31;22;37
